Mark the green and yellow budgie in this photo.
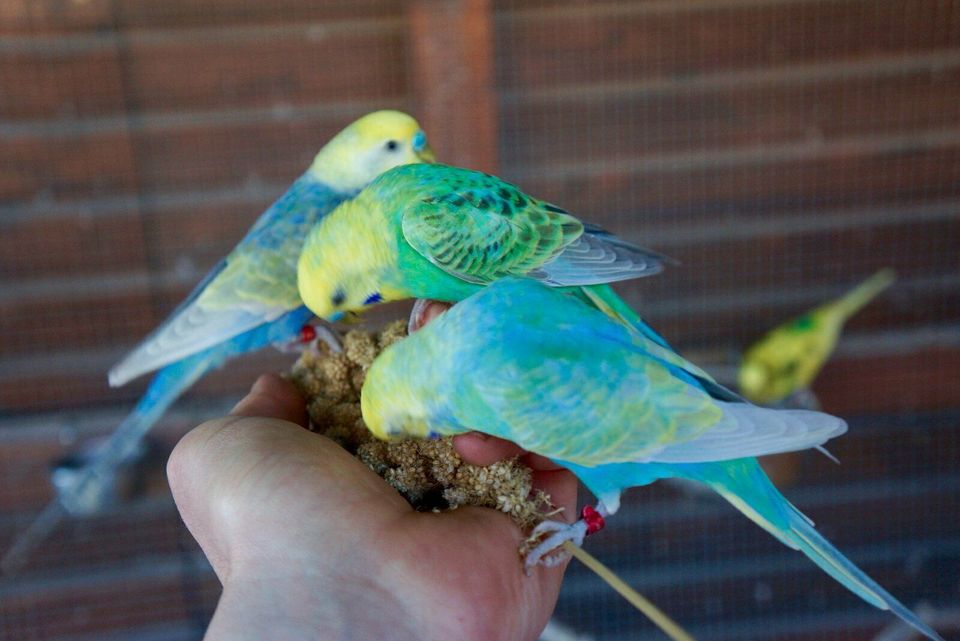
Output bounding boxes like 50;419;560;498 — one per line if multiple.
297;163;670;345
360;278;943;641
738;269;896;405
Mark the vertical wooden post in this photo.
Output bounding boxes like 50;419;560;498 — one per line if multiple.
406;0;500;173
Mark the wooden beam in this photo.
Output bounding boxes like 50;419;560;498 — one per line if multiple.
406;0;499;173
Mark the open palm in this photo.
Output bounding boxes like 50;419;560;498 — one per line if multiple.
168;373;576;641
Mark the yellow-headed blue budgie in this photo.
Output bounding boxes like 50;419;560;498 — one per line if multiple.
297;162;672;348
359;278;943;641
739;269;896;406
2;111;434;574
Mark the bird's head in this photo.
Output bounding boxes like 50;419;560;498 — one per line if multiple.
737;360;774;403
297;188;407;320
308;110;435;194
360;339;441;441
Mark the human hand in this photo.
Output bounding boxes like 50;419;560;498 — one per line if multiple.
168;366;577;641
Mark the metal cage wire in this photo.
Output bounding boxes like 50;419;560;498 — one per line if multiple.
1;1;958;640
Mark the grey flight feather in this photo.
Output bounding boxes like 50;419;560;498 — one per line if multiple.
528;225;671;286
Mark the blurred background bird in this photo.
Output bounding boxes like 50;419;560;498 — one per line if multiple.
738;269;897;409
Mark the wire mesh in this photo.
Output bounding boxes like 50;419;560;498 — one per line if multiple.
1;1;958;639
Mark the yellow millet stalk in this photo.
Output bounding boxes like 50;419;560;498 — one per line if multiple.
288;321;555;531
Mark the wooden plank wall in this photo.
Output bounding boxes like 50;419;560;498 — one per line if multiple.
1;1;959;640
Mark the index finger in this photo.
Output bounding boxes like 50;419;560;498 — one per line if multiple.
453;433;567;472
231;373;308;427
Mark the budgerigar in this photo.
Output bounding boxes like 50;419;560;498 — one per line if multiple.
1;111;434;574
297;163;672;347
360;278;943;641
739;269;896;406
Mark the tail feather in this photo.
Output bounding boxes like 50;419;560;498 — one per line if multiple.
85;352;217;489
1;353;217;574
787;504;943;640
697;460;944;641
103;306;313;472
831;268;896;322
100;308;309;469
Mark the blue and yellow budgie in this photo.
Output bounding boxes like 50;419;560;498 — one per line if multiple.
360;278;943;641
2;111;434;574
739;269;896;406
103;111;431;505
297;163;671;346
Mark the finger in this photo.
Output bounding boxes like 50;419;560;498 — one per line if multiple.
410;300;452;332
230;374;307;427
453;433;525;466
530;468;579;524
522;452;567;473
419;300;451;328
453;433;567;473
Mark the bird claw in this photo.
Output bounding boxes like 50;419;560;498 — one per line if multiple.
523;519;588;574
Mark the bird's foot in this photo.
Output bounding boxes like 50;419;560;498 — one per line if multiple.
523;505;607;573
275;324;342;354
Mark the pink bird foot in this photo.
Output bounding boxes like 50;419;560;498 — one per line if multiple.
524;504;607;573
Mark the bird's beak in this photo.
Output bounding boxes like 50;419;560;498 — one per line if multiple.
416;144;436;164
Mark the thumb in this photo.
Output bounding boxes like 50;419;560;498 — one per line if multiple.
230;373;308;427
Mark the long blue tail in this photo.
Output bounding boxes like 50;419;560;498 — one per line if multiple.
92;353;217;475
687;459;944;641
0;351;219;574
1;307;315;574
89;305;315;478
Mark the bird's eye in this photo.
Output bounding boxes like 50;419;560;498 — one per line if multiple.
385;140;400;152
331;288;346;306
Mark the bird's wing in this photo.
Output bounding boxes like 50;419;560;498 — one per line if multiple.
400;174;584;284
109;179;340;386
621;333;843;464
462;284;840;467
528;223;668;285
646;403;847;463
399;168;667;286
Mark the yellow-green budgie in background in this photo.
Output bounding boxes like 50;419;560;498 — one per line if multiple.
738;269;896;405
